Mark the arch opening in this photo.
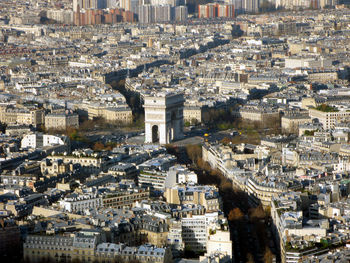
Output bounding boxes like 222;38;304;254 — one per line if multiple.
152;125;159;143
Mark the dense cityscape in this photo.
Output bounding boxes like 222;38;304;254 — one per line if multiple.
1;1;350;263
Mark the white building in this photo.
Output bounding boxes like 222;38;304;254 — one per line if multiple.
181;212;219;252
206;230;232;260
21;133;70;150
285;57;332;69
309;108;350;130
59;193;103;213
138;170;168;190
167;219;184;255
164;165;198;188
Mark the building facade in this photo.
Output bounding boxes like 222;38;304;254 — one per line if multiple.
45;113;79;130
309;108;350;130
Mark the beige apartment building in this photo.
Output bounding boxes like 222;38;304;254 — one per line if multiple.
87;104;132;123
281;115;311;134
23;233;172;263
41;159;78;175
309;108;350;130
48;155;111;174
183;106;202;124
103;107;132;123
246;176;286;207
0;106;44;127
102;189;150;209
45;113;79;130
234;106;280;123
86;104;104;119
165;186;222;212
301;97;324;110
307;71;338;82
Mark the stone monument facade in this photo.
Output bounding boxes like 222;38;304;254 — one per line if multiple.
144;93;184;144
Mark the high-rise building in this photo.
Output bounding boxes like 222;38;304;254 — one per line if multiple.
242;0;259;13
154;5;173;22
73;0;108;11
138;5;154;23
198;3;235;18
175;5;188;21
218;4;235;17
121;0;140;13
138;4;185;23
227;0;242;14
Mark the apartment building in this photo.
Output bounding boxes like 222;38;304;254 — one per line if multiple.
309;108;350;130
25;234;172;263
0;106;44;127
206;229;232;260
87;104;132;123
23;235;172;263
40;158;79;175
59;193;103;213
108;163;139;179
138;170;167;190
307;71;338;82
23;233;99;263
94;243;172;263
233;105;280;123
103;107;132;123
281;114;311;134
181;212;219;253
21;133;70;150
48;154;110;174
167;220;184;256
5;124;32;136
165;185;222;212
183;106;202;124
45;113;79;130
102;188;150;209
181;215;208;252
271;192;329;263
198;3;235;18
113;215;169;247
246;175;287;207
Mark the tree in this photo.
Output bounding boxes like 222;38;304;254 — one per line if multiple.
191;118;199;125
110;80;118;87
186;144;202;165
220;137;232;145
228;207;244;221
246;253;254;263
220;180;232;192
264;246;274;263
93;142;105;151
249;205;266;221
304;130;315;136
66;127;78;141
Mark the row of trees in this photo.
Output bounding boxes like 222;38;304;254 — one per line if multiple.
182;144;275;263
